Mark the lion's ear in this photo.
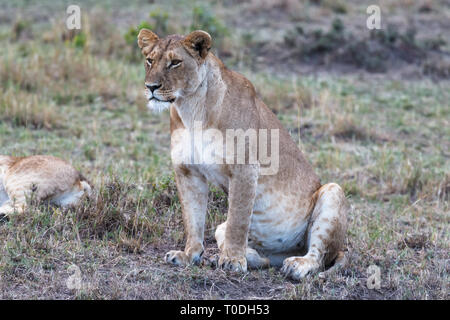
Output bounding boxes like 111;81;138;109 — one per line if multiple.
183;30;212;60
137;28;159;49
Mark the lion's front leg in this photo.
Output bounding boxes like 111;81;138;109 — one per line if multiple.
219;165;258;273
165;166;209;267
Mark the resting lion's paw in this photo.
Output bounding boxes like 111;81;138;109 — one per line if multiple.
281;256;320;280
164;250;190;266
218;253;247;273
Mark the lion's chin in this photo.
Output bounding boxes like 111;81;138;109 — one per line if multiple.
147;99;172;113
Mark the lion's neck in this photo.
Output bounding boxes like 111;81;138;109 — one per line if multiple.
174;56;226;130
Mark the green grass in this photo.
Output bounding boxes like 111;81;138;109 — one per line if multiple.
0;0;448;299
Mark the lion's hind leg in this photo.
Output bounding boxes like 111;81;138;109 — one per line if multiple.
318;250;347;278
50;179;92;208
213;221;270;269
281;183;348;280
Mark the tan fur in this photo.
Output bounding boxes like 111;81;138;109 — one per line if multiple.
138;29;348;278
0;155;91;216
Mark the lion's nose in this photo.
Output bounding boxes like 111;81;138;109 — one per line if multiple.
146;83;162;93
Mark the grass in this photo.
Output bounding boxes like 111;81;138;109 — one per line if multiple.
0;0;448;299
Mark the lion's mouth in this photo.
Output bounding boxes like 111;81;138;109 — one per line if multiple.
150;96;175;103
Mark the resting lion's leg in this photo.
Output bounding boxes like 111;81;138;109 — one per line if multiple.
0;179;91;219
0;201;26;216
318;250;347;278
214;222;270;269
50;180;92;208
0;186;28;217
0;187;8;207
165;166;209;266
281;183;347;280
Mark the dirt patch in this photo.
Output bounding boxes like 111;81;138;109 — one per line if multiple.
282;18;447;74
398;233;430;250
224;0;450;79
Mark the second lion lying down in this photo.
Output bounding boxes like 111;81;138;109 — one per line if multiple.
137;28;348;279
0;155;91;217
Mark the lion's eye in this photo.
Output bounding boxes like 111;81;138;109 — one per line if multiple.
169;60;182;69
146;58;153;66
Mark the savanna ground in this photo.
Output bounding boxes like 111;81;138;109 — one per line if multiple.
0;0;448;299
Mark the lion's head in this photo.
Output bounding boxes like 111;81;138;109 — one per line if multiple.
137;29;212;112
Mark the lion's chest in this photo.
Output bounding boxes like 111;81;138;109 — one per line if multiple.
171;130;229;190
171;128;309;253
198;164;229;190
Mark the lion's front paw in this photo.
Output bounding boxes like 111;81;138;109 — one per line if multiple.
164;250;190;266
218;253;247;273
281;256;320;280
164;248;204;266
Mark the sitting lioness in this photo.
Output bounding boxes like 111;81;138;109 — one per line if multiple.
137;29;348;279
0;155;91;217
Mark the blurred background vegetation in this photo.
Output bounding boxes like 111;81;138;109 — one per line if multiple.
0;0;448;299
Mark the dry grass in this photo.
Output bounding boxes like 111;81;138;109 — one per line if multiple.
0;89;61;130
0;0;448;300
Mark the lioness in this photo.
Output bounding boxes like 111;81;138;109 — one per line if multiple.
0;155;91;217
137;29;348;279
